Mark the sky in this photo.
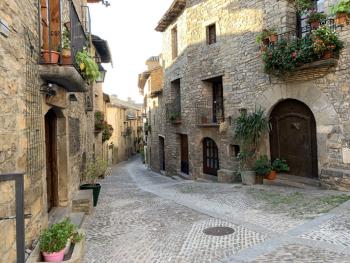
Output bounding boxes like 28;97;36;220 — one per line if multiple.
89;0;174;103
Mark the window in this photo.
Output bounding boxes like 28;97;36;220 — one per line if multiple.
297;0;324;37
207;24;216;45
171;26;178;59
212;78;224;123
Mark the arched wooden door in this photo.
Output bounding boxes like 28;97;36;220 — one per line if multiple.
203;138;219;176
270;99;318;178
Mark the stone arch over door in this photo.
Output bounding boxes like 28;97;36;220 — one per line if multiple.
270;99;318;178
256;85;340;172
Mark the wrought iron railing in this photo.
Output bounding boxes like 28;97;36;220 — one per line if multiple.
166;101;181;123
195;100;224;125
39;0;90;77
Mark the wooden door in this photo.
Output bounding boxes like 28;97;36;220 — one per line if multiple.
203;138;219;176
180;135;189;174
270;99;318;178
159;137;165;171
45;110;58;211
213;81;224;123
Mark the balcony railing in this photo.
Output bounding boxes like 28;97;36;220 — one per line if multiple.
262;18;341;78
196;101;224;126
39;0;90;91
166;101;181;124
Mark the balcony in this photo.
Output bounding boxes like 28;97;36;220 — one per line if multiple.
166;101;181;124
196;101;224;127
39;1;91;92
260;18;343;81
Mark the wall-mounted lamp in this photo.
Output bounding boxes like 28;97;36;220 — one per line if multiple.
40;83;57;97
96;64;107;83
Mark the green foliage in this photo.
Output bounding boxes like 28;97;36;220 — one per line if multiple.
272;158;290;173
95;111;104;131
85;158;107;184
39;218;82;253
234;108;270;169
102;123;113;142
62;27;71;50
295;0;314;13
256;28;276;44
169;111;181;121
75;48;100;82
254;155;272;176
262;26;343;75
330;0;350;15
312;26;344;54
307;11;327;24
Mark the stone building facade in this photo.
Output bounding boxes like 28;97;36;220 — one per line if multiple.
138;56;166;172
106;96;143;165
153;0;350;190
0;0;110;261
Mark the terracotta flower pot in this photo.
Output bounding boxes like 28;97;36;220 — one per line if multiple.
322;50;333;59
269;33;278;43
335;13;349;26
61;49;72;65
42;50;60;64
265;170;277;180
262;38;270;46
42;248;65;262
310;21;320;29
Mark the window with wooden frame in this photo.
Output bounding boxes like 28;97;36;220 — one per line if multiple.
206;24;216;45
171;26;178;59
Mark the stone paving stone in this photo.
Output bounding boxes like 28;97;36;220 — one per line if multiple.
250;244;350;263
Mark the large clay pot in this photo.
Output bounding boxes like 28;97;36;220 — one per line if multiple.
42;50;60;64
335;13;348;26
241;170;256;185
42;248;65;262
323;50;333;59
265;170;277;180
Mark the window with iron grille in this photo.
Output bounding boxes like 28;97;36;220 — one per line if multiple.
207;24;216;45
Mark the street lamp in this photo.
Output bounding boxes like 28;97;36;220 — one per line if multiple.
96;64;107;83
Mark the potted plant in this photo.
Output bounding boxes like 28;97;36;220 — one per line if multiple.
58;218;83;256
254;155;271;184
80;158;107;206
312;26;344;59
234;108;271;185
330;0;350;26
39;220;70;262
267;158;290;180
75;48;100;83
308;10;327;29
61;27;72;65
94;111;104;132
102;122;113;142
42;49;60;64
256;29;277;48
295;0;314;14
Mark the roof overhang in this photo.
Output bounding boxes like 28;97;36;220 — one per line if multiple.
92;35;112;63
155;0;186;32
103;93;110;103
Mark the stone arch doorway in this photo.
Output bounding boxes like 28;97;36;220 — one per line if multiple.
270;99;318;178
203;138;219;176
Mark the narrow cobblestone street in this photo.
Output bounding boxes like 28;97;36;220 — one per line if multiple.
84;157;350;263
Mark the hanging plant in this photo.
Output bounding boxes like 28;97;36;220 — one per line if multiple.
75;48;100;83
102;122;113;142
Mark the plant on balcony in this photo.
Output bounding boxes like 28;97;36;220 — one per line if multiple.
256;28;277;49
94;111;104;132
294;0;314;14
330;0;350;26
254;155;272;184
234;108;270;185
75;48;100;83
169;111;181;122
312;26;344;58
42;49;60;64
61;27;72;65
307;10;327;29
102;122;113;142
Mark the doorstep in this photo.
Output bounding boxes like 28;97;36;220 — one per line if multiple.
264;173;321;190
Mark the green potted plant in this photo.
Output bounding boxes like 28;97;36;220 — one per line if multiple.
234;108;271;185
307;10;327;29
294;0;314;14
254;155;271;184
267;158;290;180
312;26;343;59
330;0;350;26
75;48;100;83
39;220;71;262
61;27;72;65
80;158;107;206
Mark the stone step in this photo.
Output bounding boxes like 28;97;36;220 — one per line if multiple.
71;189;94;215
264;173;321;190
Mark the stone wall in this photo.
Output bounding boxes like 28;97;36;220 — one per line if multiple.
159;0;350;190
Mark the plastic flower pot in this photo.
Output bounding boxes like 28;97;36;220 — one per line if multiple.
42;248;65;262
265;170;277;180
42;50;60;64
79;183;101;207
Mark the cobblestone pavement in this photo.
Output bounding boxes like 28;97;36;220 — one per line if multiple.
84;157;350;262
